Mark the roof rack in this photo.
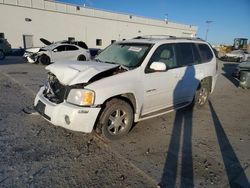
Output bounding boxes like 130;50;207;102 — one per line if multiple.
133;35;205;41
174;37;205;41
133;35;176;39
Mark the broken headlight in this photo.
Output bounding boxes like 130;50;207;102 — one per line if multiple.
66;89;95;106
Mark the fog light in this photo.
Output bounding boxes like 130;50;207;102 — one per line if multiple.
65;115;71;125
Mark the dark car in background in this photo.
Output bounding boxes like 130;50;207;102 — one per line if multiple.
233;61;250;88
0;38;12;60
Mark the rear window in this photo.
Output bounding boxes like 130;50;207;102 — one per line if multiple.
197;44;213;63
76;41;88;49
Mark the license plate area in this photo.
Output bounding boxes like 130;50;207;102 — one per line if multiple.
35;100;51;120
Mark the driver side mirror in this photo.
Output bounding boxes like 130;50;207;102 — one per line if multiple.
149;62;167;72
52;49;58;52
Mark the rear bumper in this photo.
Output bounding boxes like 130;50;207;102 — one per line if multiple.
34;87;101;133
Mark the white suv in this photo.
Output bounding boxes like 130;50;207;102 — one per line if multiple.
34;36;218;140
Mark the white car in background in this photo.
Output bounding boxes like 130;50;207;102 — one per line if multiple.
24;39;90;64
224;50;250;62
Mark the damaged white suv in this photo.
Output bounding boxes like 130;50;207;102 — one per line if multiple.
34;36;218;140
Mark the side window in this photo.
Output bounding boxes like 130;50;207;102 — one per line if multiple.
55;45;66;52
197;44;213;63
77;42;88;49
66;45;79;51
148;44;177;70
175;43;195;66
192;44;202;64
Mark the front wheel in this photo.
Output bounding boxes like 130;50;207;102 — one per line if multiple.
98;99;134;140
193;82;210;108
38;55;50;65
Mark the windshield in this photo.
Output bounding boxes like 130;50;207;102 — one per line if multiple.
95;43;152;68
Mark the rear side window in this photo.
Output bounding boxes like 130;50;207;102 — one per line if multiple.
66;45;78;51
197;44;213;63
55;45;67;52
175;43;203;66
175;43;195;66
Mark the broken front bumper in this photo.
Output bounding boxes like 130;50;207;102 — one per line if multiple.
23;53;38;63
34;87;101;133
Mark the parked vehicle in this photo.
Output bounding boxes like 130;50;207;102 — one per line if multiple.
0;38;12;60
217;38;250;59
223;50;250;62
34;36;218;140
24;38;90;64
233;61;250;88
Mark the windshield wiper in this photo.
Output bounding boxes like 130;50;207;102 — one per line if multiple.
119;64;129;71
105;61;118;65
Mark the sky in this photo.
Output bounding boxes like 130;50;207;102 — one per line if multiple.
59;0;250;45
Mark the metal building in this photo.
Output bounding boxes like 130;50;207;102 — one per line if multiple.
0;0;198;49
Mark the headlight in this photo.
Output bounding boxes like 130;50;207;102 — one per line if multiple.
66;89;95;106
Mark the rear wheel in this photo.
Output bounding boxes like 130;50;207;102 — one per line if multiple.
38;54;50;65
0;51;5;60
77;55;86;61
194;81;210;108
98;99;134;140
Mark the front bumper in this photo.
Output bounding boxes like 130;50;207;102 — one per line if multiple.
23;53;37;63
34;87;101;133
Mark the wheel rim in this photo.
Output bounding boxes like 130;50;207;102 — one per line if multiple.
107;109;128;135
197;87;208;106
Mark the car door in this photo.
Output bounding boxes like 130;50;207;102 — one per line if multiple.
142;43;183;115
175;43;200;102
51;45;69;62
64;45;81;60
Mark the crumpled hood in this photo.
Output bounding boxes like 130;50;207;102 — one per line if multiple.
25;47;41;53
45;61;119;85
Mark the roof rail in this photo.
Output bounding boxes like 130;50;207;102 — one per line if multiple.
133;35;205;41
174;37;205;41
133;35;176;39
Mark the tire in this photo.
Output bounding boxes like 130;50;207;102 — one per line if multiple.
98;98;134;140
38;55;50;65
77;55;86;61
193;81;210;108
0;51;5;60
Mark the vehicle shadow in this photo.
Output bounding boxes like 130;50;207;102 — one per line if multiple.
160;65;197;187
221;63;239;87
0;56;27;65
160;108;194;187
208;100;249;187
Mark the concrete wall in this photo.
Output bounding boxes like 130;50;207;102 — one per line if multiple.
0;0;198;48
